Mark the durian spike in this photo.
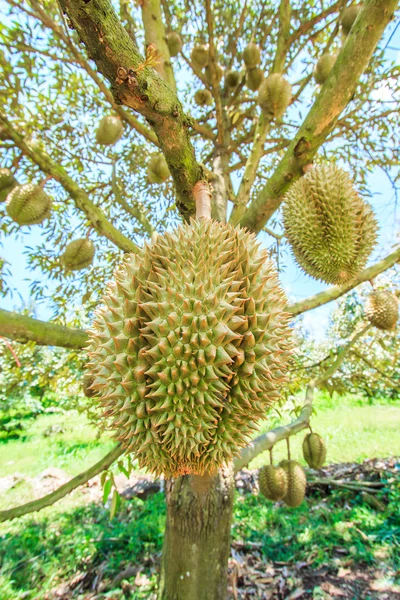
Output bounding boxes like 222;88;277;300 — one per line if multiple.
193;180;212;220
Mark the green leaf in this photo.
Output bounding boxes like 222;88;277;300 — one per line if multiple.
110;489;120;520
103;478;112;504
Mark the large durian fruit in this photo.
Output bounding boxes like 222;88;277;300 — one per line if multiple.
279;460;306;508
259;464;288;501
61;238;95;271
194;89;213;107
258;74;292;119
166;32;182;57
282;165;378;285
147;154;170;184
340;4;361;36
0;168;17;203
96;115;124;146
86;219;292;477
6;183;52;225
243;43;261;69
191;45;209;69
314;53;336;85
246;67;264;92
302;432;327;469
365;291;399;331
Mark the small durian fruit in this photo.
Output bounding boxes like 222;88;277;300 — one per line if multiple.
280;460;307;508
205;64;223;85
225;70;240;88
282;165;378;285
259;464;288;501
6;183;52;225
243;42;261;69
365;290;399;331
96;115;124;146
314;53;336;85
258;74;292;119
166;32;182;57
191;44;209;69
302;432;327;469
147;154;170;184
0;168;17;203
194;89;213;107
340;4;361;36
61;238;95;271
246;67;264;91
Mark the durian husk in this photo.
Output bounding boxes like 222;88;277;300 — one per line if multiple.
259;464;288;501
191;45;209;69
314;53;336;85
147;154;170;184
86;219;293;478
61;238;95;271
6;183;52;225
302;433;326;469
96;115;124;146
282;164;378;285
340;5;361;36
365;291;399;331
246;67;264;92
280;460;306;508
166;32;182;57
0;168;17;203
243;43;261;69
194;89;213;107
258;74;292;119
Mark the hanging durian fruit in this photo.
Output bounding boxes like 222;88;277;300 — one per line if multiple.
365;290;399;331
166;32;182;57
314;53;336;85
243;43;261;69
194;89;213;107
0;168;17;203
340;4;361;36
6;183;52;225
259;464;288;501
191;45;209;69
225;70;240;88
61;238;95;271
258;74;292;119
302;432;327;469
96;115;124;146
205;64;224;85
280;460;306;508
246;67;264;91
282;165;378;285
86;219;292;477
147;154;170;184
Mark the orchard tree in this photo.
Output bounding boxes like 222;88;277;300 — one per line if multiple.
0;1;399;599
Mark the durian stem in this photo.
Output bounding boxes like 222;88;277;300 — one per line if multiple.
193;180;212;221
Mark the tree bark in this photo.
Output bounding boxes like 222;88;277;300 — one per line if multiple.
159;466;235;600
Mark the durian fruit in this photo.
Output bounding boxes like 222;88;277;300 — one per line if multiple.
259;464;288;501
191;45;209;69
365;290;399;331
340;4;361;36
86;219;292;478
225;70;240;88
282;165;378;285
166;32;182;57
147;154;170;184
6;183;52;225
246;67;264;92
258;74;292;119
205;64;224;85
279;460;306;508
302;432;327;469
314;53;336;85
96;115;124;146
0;168;17;203
61;238;95;271
243;43;261;69
194;89;213;107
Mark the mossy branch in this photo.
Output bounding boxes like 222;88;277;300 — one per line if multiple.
59;0;202;220
0;308;88;349
140;0;176;91
0;445;123;523
240;0;398;232
0;114;139;254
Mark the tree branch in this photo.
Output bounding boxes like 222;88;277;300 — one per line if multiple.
0;114;139;254
59;0;202;221
205;0;225;147
140;0;176;91
0;308;88;349
0;445;123;522
288;246;400;317
239;0;398;232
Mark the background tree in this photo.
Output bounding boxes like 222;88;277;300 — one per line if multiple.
0;1;399;599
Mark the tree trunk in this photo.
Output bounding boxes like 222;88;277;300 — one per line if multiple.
159;466;235;600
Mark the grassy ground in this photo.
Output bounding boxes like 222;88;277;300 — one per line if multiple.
0;394;399;599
